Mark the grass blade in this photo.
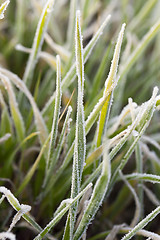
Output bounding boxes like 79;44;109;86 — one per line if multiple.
96;23;126;147
23;0;55;86
46;55;62;171
0;74;25;142
33;183;92;240
73;140;111;240
0;68;48;145
121;206;160;240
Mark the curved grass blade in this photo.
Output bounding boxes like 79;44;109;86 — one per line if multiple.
23;0;55;86
16;44;57;70
16;134;51;195
0;68;48;145
110;88;158;189
73;140;111;240
82;89;159;190
96;23;126;147
0;186;43;233
33;183;92;240
124;173;160;184
44;83;130;197
121;206;160;240
0;74;25;142
42;14;111;115
0;0;10;19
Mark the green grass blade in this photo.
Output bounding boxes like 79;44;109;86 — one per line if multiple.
16;134;51;195
96;23;126;147
33;183;92;240
73;140;111;240
110;88;158;189
114;18;160;113
43;106;72;188
23;0;55;86
46;55;62;171
0;68;48;145
42;14;111;115
0;74;25;142
121;206;160;240
65;10;86;239
124;173;160;184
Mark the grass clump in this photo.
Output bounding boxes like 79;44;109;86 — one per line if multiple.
0;0;160;240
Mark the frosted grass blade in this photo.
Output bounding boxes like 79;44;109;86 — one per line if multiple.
0;133;11;144
124;173;160;184
0;0;10;19
64;10;86;239
23;0;55;86
0;186;43;233
0;74;25;142
82;89;158;189
110;88;158;189
121;206;160;240
0;232;15;240
96;23;126;147
33;183;92;240
114;18;160;113
73;140;111;240
46;55;62;171
0;68;48;145
42;14;111;115
44;86;136;197
43;106;72;188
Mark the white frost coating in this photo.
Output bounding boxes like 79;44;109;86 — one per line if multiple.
0;232;15;240
0;133;11;144
46;55;62;170
86;80;117;134
0;68;48;144
107;102;137;136
104;23;126;90
8;205;31;232
0;186;21;210
0;0;10;19
121;205;160;240
0;195;5;204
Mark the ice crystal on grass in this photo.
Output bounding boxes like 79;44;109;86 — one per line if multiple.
0;0;10;19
